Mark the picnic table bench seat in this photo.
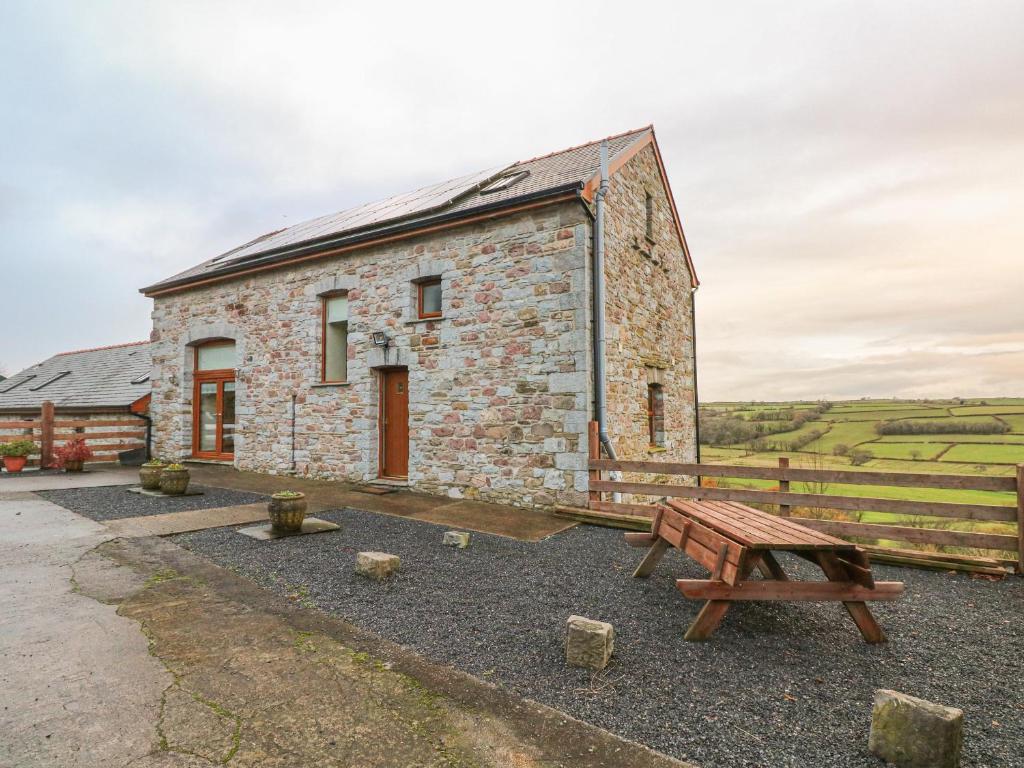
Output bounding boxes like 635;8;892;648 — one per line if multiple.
624;499;904;643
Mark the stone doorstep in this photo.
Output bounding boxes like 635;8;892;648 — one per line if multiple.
237;518;341;540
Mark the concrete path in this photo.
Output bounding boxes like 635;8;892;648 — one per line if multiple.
0;491;169;767
0;466;137;492
187;463;577;542
0;486;691;767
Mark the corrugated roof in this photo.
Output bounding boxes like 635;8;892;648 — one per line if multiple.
0;341;151;412
142;127;653;294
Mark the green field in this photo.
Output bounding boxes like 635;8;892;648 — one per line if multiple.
699;397;1024;557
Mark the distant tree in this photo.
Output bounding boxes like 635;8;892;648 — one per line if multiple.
910;450;921;461
832;444;850;456
849;449;874;466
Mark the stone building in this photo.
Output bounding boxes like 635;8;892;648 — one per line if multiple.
141;126;698;508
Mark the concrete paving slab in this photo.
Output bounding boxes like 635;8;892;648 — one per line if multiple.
103;502;269;538
236;517;340;540
127;485;206;497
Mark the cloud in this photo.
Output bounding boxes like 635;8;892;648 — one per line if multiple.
1;0;1021;401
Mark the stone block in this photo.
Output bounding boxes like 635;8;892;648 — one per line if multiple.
442;531;470;548
869;689;963;768
565;615;614;670
555;452;586;471
355;552;400;580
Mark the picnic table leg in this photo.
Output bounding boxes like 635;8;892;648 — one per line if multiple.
758;551;789;581
683;600;733;641
815;552;886;644
633;538;670;578
683;555;757;641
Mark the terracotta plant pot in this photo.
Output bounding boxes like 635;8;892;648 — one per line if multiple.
159;468;190;495
268;493;308;533
139;464;164;490
64;460;85;473
2;456;27;473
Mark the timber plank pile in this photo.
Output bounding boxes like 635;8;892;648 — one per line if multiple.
625;499;904;642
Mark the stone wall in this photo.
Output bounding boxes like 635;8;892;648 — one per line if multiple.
149;202;594;509
601;144;698;468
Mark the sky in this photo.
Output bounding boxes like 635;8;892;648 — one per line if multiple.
1;1;1021;401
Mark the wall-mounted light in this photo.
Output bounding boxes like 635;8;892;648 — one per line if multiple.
371;331;390;348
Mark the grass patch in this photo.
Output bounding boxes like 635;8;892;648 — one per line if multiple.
940;443;1024;464
858;442;945;461
949;405;1024;416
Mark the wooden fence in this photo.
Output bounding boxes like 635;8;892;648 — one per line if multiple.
585;425;1024;574
0;401;146;467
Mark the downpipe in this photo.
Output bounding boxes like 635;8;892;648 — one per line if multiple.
593;141;622;501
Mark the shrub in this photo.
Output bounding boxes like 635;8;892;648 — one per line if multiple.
876;419;1009;435
832;443;850;456
52;438;93;467
849;449;874;466
0;440;37;458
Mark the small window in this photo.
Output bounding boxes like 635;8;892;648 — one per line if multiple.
322;293;348;382
647;384;665;447
644;192;655;242
480;170;529;194
30;371;70;391
195;342;235;371
417;278;442;319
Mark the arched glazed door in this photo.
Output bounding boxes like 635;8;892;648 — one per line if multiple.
191;341;236;460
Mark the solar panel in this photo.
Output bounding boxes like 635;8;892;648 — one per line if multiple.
212;165;508;268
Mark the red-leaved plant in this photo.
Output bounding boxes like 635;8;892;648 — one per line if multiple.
52;438;94;469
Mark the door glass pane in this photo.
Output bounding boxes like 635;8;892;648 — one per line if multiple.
198;382;218;452
221;382;235;453
196;343;235;371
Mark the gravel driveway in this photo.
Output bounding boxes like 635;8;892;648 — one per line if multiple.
174;508;1023;767
38;485;267;521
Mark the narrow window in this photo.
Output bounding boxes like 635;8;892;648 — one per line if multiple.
417;278;442;319
647;384;665;447
644;192;655;242
321;293;348;382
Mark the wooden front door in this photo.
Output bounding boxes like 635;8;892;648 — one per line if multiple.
192;375;236;460
379;368;409;478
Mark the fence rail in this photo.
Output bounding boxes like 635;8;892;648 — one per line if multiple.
0;401;144;467
585;423;1024;573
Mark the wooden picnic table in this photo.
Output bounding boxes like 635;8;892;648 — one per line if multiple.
624;498;904;643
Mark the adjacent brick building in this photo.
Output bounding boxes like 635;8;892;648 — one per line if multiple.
141;127;698;508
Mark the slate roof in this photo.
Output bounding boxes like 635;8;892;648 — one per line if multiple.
142;127;654;294
0;341;151;412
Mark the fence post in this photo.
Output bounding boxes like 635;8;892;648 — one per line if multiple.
588;420;601;504
1016;464;1023;575
40;401;54;469
778;457;791;517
